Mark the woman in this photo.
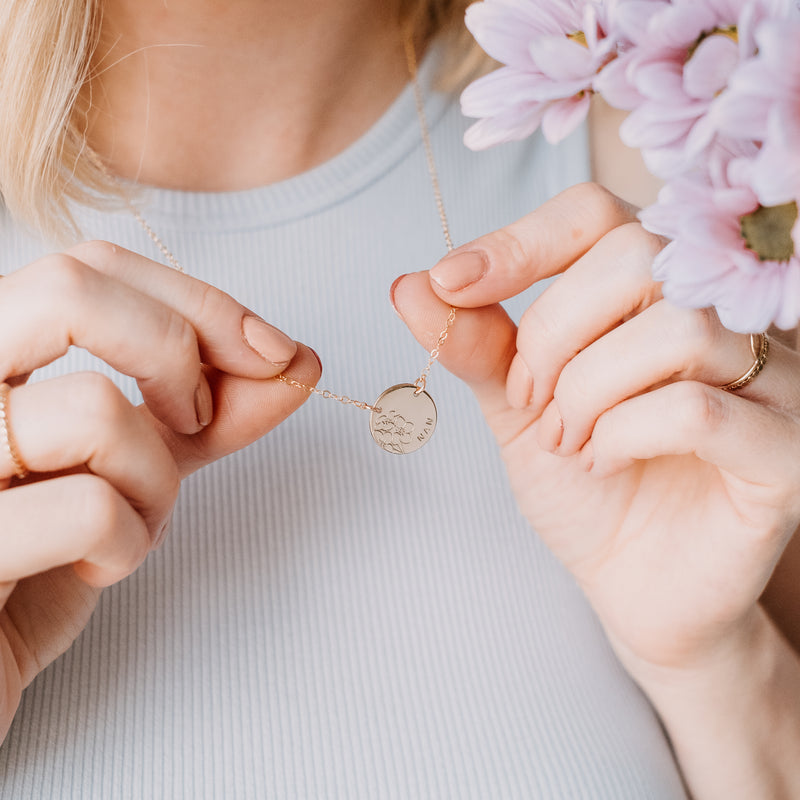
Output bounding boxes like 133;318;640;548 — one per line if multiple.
1;0;799;797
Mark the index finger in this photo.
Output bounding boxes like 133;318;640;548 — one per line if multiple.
428;182;638;306
68;241;298;377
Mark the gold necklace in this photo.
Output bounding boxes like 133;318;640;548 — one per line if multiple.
121;34;455;455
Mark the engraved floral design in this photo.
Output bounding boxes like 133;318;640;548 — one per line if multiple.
372;411;415;455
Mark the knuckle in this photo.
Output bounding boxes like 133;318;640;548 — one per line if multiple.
601;223;665;296
687;305;719;338
553;360;592;414
77;476;149;578
669;306;721;363
159;309;197;362
187;279;230;324
518;300;560;352
32;253;95;304
74;372;131;432
614;223;664;269
590;405;613;443
77;474;124;533
674;382;727;434
568;181;637;222
482;226;531;275
69;239;121;268
684;306;721;350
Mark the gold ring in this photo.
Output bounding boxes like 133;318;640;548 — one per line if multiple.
718;332;770;392
0;382;29;479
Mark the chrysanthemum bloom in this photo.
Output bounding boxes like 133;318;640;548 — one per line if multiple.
593;0;669;110
713;18;800;212
640;155;800;332
461;0;616;148
616;0;796;178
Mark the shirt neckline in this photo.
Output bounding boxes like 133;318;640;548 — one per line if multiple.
117;51;451;233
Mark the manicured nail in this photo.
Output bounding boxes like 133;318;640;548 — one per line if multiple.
507;356;534;410
194;377;213;428
242;316;297;367
579;442;594;473
539;406;565;454
430;250;487;292
390;274;408;315
153;514;173;549
554;416;565;453
309;347;323;374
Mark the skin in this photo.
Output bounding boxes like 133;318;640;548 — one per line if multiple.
87;0;410;189
2;1;800;795
392;186;800;797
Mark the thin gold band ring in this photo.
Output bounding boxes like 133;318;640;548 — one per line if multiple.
0;382;29;480
718;332;770;392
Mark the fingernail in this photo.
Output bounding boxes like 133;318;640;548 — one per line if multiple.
154;514;173;549
309;347;323;374
555;416;565;453
507;356;534;410
242;316;297;367
390;274;408;315
539;407;565;454
580;441;594;473
194;377;213;427
430;250;487;292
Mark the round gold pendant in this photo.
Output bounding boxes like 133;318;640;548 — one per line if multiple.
369;384;437;455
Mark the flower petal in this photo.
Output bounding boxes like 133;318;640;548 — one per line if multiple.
541;94;591;144
465;1;539;70
465;0;584;70
621;104;698;150
593;54;643;110
529;34;596;82
714;266;785;333
751;104;800;205
683;34;739;100
460;68;552;117
463;104;547;150
633;60;685;97
609;0;670;42
710;88;771;141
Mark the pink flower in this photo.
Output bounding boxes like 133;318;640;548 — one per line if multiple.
594;0;670;110
640;156;800;332
461;0;616;147
713;18;800;207
616;0;794;178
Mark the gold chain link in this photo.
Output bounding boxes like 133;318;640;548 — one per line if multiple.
403;31;457;396
119;30;456;413
274;374;381;413
413;306;456;394
404;34;454;255
131;209;183;273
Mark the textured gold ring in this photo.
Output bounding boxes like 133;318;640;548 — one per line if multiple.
0;382;29;479
718;332;770;392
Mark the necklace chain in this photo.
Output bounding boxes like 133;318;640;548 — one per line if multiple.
404;34;454;255
403;32;456;396
115;32;455;414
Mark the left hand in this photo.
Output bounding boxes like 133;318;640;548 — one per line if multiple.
392;182;800;678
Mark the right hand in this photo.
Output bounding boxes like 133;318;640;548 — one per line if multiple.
0;241;320;741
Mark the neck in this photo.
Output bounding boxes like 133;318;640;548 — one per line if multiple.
87;0;409;190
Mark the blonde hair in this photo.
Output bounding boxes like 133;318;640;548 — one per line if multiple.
401;0;491;90
0;0;102;242
0;0;482;243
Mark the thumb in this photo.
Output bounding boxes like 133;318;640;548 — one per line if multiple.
142;343;321;476
391;271;517;418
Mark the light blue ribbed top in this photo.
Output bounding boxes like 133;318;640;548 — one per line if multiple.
0;55;688;799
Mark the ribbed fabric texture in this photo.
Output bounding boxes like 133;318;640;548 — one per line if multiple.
0;56;688;799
